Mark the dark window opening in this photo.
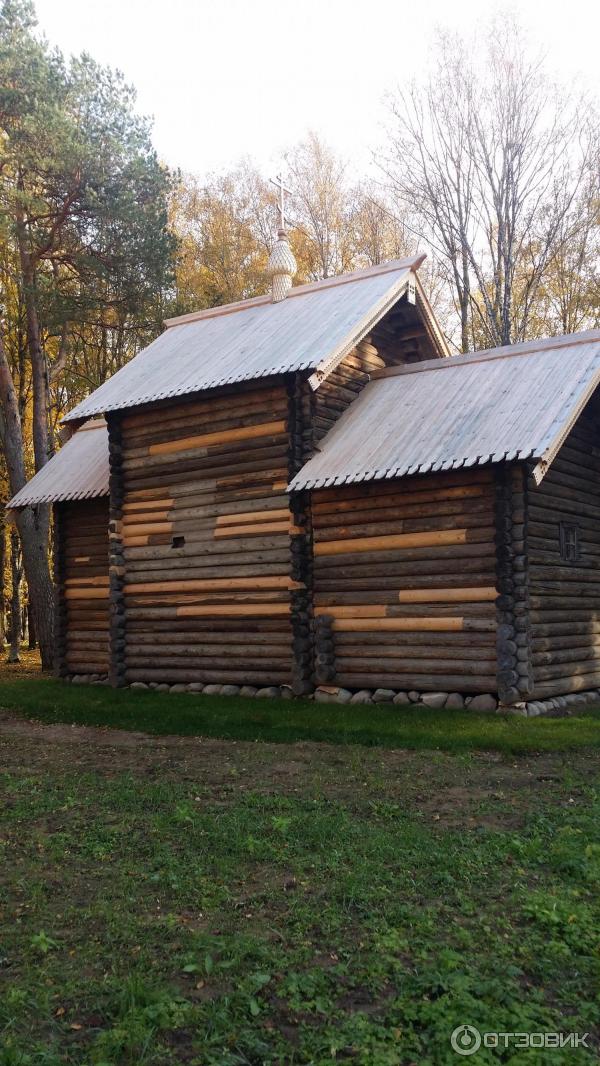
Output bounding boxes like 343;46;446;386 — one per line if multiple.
172;535;185;549
559;522;580;564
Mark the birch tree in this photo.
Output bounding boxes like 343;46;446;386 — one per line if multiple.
382;15;598;350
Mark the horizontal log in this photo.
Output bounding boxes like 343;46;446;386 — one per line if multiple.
314;512;493;542
334;672;496;692
334;630;494;647
312;484;489;517
176;604;290;618
124;576;301;594
531;673;600;697
125;562;289;581
124;668;291;684
125;642;290;658
532;647;600;666
314;587;497;607
313;497;491;529
122;385;286;432
334;653;496;673
331;617;495;632
144;419;287;457
126;653;291;670
314;529;471;556
313;468;492;505
123;410;290;452
64;588;110;601
530;622;600;635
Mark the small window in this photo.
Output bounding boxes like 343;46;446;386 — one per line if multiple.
559;523;580;564
171;535;185;549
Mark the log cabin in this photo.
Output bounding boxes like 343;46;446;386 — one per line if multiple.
8;233;600;714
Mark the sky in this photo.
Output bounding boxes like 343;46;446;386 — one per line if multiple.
35;0;600;178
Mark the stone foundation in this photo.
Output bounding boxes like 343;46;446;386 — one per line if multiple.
63;676;600;716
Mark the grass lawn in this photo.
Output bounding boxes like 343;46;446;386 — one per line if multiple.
1;655;600;755
0;656;599;1062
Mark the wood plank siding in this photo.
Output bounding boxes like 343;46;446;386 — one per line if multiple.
310;468;498;692
60;498;110;675
118;384;296;686
529;411;600;698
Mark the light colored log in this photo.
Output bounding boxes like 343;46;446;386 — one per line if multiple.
64;588;110;600
397;587;497;603
314;529;469;555
214;521;297;538
148;420;286;456
215;508;290;527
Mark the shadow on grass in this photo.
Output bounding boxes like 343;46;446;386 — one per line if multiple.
1;675;600;753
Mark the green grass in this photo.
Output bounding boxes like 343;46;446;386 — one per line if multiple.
0;720;599;1064
1;675;600;753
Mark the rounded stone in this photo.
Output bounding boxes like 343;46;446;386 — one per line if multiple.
468;694;498;713
372;688;396;703
220;685;240;697
155;684;170;693
408;691;420;703
280;685;294;700
255;686;281;699
202;684;222;695
350;690;373;704
187;683;205;692
130;682;149;691
169;684;187;693
239;685;258;698
444;693;464;710
420;692;449;709
393;691;410;705
315;688;337;703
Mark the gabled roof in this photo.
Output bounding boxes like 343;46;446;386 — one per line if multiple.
289;330;600;491
64;256;430;422
7;420;109;508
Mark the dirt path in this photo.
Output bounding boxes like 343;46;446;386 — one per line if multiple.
1;706;598;830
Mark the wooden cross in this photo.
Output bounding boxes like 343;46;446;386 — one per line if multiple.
270;173;292;231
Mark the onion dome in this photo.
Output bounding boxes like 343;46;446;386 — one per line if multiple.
267;228;297;302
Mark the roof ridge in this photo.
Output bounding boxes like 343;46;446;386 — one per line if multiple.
163;255;425;329
372;328;600;379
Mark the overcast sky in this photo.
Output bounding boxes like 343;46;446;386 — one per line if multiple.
35;0;599;177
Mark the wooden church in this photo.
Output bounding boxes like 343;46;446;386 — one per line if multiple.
9;226;600;713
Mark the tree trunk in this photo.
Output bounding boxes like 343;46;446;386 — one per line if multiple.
0;329;54;669
8;530;22;663
17;243;51;472
0;520;5;651
27;600;37;649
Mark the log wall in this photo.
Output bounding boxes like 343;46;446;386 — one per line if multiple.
60;498;110;675
313;339;384;444
529;412;600;698
310;468;498;692
118;383;297;686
